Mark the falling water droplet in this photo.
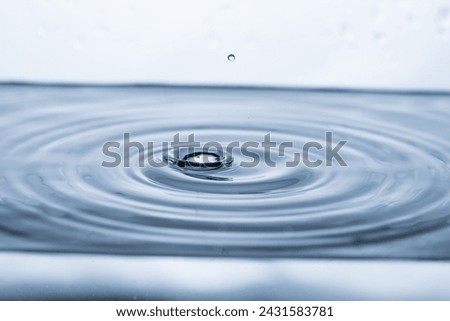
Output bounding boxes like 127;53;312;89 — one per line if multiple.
227;54;235;61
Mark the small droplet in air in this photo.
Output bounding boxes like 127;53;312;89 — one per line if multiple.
227;54;235;61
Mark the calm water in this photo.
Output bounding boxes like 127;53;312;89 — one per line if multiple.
0;84;449;259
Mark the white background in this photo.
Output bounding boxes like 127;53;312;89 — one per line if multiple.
1;301;450;321
0;0;449;90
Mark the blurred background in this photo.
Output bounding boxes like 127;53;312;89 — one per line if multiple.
0;0;449;90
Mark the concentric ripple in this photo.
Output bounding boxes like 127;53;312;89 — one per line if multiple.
0;85;449;258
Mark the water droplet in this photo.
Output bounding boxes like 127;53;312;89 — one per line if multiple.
227;54;235;61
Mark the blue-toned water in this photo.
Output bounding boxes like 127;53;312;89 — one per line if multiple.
1;84;449;262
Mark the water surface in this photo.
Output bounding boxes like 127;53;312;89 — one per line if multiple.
0;84;449;259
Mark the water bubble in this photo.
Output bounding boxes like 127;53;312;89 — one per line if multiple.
227;54;235;61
